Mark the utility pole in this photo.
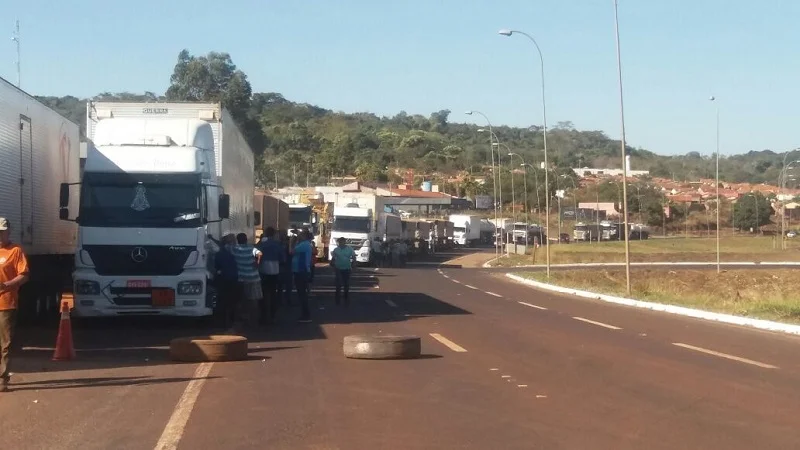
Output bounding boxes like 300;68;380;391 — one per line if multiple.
12;19;21;88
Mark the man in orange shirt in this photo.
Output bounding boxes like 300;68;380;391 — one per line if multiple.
0;218;30;392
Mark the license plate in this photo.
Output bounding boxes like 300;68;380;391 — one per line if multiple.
127;280;151;288
152;289;175;307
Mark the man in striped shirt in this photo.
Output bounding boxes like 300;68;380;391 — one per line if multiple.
233;233;262;329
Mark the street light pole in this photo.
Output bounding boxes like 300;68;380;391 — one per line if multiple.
710;96;720;273
468;111;499;259
499;28;550;278
612;0;632;295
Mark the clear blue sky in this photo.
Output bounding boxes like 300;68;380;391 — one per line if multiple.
2;0;799;157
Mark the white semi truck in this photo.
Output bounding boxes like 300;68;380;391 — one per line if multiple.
329;194;401;264
0;76;80;323
449;214;481;247
59;102;254;317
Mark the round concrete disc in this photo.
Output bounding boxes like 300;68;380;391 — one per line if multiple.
343;334;421;360
169;335;248;362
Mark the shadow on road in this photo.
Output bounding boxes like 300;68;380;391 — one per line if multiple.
12;250;481;374
8;374;220;392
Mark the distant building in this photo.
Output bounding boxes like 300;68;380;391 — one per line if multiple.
573;167;650;178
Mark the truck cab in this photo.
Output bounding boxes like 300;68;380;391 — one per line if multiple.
329;205;373;264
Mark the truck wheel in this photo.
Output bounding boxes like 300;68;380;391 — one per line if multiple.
343;334;421;360
169;335;248;362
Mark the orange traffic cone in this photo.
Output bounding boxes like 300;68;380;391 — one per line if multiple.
52;299;76;361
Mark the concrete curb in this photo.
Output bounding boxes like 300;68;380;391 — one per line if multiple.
491;261;800;269
505;273;800;336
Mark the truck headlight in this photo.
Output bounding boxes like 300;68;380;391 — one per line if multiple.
177;281;203;296
75;280;100;295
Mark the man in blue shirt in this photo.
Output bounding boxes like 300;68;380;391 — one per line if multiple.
330;237;356;306
213;234;239;328
256;227;284;325
291;230;313;322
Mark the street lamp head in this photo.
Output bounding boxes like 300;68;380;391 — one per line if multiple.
498;29;513;37
465;110;474;115
491;142;499;147
477;128;485;133
709;96;716;101
508;152;515;156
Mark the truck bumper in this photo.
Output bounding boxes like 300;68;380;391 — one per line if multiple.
71;268;213;317
355;247;371;264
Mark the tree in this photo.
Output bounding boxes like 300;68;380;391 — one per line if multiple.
733;193;772;232
166;50;266;154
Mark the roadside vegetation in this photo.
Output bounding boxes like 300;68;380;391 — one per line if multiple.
491;236;800;266
519;269;800;324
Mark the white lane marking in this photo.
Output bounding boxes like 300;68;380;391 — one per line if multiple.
489;368;499;371
501;375;511;378
464;284;478;290
485;292;503;298
672;343;778;369
452;279;461;284
572;317;622;330
442;274;450;279
373;267;379;272
518;301;547;310
429;333;467;352
517;384;528;388
154;362;214;450
385;299;398;308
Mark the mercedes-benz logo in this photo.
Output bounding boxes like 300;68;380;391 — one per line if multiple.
131;247;148;263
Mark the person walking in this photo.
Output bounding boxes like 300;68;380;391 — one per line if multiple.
330;237;356;306
292;230;314;322
213;233;239;329
256;227;283;325
0;218;30;393
233;233;262;330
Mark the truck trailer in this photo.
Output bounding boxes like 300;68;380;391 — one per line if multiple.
254;192;289;240
60;102;255;318
0;76;80;322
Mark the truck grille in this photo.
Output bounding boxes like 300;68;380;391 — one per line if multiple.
344;238;364;247
84;245;194;276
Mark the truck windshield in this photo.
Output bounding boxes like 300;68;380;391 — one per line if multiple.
454;226;466;233
289;209;311;226
333;217;370;233
79;172;202;228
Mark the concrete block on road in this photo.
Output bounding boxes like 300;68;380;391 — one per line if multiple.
169;335;249;362
343;335;422;360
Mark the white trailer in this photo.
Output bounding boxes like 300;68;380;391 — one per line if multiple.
0;76;80;322
61;102;255;318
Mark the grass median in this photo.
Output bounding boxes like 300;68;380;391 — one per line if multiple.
491;236;800;267
519;269;800;324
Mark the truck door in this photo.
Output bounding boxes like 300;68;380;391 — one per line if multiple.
19;116;33;245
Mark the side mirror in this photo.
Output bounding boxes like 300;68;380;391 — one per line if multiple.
218;194;231;219
59;183;70;208
59;208;69;221
254;211;262;226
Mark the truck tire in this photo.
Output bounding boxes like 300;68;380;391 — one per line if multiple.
343;334;421;360
169;335;248;362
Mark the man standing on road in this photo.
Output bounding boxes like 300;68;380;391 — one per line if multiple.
330;237;356;306
213;233;239;329
0;218;30;392
256;227;283;325
292;231;313;323
233;233;262;329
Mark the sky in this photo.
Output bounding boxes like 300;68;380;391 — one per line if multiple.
1;0;798;157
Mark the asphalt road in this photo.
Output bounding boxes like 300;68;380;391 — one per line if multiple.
3;249;800;449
